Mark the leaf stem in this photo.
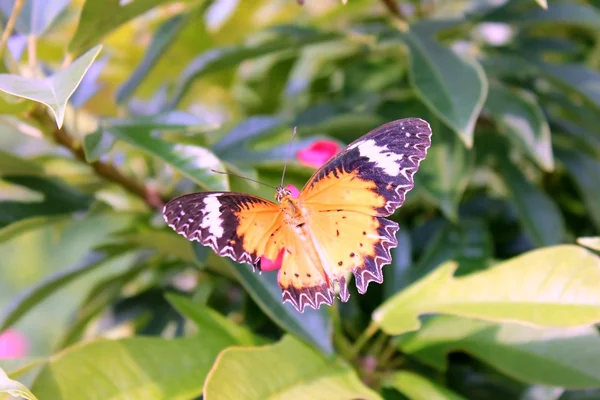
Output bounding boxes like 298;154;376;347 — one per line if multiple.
30;106;167;210
0;0;25;59
329;301;354;359
348;321;379;360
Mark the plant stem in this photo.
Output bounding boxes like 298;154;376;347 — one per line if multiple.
30;106;167;210
348;322;379;360
329;302;354;359
377;338;399;369
0;0;25;59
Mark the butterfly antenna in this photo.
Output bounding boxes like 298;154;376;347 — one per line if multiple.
210;169;277;189
280;126;297;187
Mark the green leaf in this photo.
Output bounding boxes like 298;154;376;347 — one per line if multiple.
0;0;70;36
68;0;186;54
116;14;188;103
122;230;196;264
529;59;600;113
0;45;102;128
0;175;92;229
578;237;600;252
485;83;553;171
31;334;234;399
504;3;600;30
0;215;66;244
166;27;338;108
195;243;333;354
166;293;263;346
385;370;467;400
416;117;474;220
497;157;565;246
399;23;488;146
110;127;228;191
0;151;43;177
556;148;600;231
82;129;116;163
374;245;600;335
204;335;381;399
398;315;600;388
0;251;123;331
0;368;38;400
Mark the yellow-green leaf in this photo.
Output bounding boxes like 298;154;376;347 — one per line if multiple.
204;335;381;400
374;245;600;335
0;368;38;400
385;371;466;400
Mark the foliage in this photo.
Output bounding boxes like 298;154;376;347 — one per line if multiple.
0;0;599;399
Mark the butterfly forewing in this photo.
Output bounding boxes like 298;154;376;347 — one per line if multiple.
163;192;284;266
297;118;432;300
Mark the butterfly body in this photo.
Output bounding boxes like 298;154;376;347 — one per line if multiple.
164;118;432;312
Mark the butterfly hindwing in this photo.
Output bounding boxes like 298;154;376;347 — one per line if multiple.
163;192;284;266
299;118;432;298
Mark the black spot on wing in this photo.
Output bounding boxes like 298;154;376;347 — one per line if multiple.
163;192;276;265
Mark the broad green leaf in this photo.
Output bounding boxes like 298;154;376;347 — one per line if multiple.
485;83;553;171
82;129;116;163
556;148;600;231
204;335;381;400
503;3;600;30
31;334;234;399
374;245;600;335
0;151;43;176
578;237;600;252
194;243;333;354
0;251;125;331
497;158;565;246
166;27;338;108
0;45;102;128
110;127;228;191
385;370;466;400
398;316;600;388
0;368;38;400
116;14;188;103
166;293;263;346
529;59;600;113
399;22;488;146
68;0;188;54
0;175;92;229
416;117;473;220
0;0;70;36
122;230;196;264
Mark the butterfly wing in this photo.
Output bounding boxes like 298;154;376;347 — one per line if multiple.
299;118;432;297
163;192;284;266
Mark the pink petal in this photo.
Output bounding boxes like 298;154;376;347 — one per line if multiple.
285;184;300;198
296;140;340;169
0;329;29;359
261;249;284;272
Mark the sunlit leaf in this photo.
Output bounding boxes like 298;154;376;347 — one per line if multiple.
398;315;600;388
385;370;466;400
374;245;600;335
0;368;38;400
31;334;234;399
204;335;381;399
485;83;553;171
577;237;600;252
0;45;102;128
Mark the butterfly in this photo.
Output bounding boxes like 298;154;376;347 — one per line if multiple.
163;118;432;312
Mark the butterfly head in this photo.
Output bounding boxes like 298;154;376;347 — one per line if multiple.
275;186;292;203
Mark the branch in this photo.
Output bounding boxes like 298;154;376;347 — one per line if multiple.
0;0;25;59
31;107;166;210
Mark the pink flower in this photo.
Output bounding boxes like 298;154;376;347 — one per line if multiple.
260;185;299;271
0;329;29;359
297;140;340;168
